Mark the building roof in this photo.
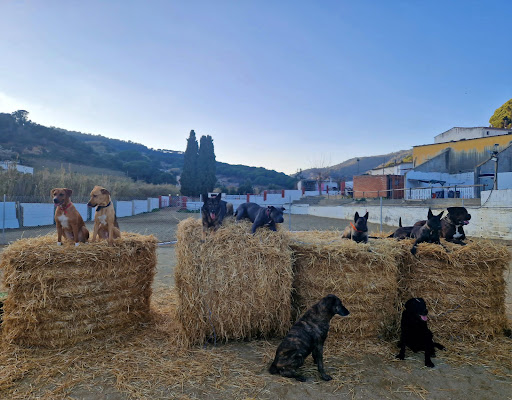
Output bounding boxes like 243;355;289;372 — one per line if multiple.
413;131;512;148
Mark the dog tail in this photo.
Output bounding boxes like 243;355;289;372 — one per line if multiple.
268;363;279;375
399;217;403;227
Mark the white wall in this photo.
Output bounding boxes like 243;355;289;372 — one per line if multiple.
0;202;19;229
481;189;512;207
133;200;148;215
405;171;475;199
293;203;512;240
149;198;160;210
116;201;133;218
21;203;54;227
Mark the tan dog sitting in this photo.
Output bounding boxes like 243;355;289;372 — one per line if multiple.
87;185;121;245
52;188;89;246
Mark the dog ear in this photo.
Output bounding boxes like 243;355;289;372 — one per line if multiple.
50;188;56;197
446;207;455;214
354;212;360;222
427;208;433;219
201;193;208;202
437;211;444;218
65;189;72;197
364;211;369;220
216;193;222;200
281;207;285;211
100;188;110;196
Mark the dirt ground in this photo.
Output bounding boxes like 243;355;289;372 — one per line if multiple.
0;212;511;399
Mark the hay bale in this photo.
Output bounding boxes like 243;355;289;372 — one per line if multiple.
0;233;157;347
289;231;403;342
175;218;293;345
398;239;510;341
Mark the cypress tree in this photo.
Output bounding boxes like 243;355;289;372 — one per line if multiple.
198;135;217;194
180;130;199;196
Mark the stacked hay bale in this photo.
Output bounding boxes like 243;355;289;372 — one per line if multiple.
175;218;293;345
289;231;403;342
1;233;156;347
398;240;510;342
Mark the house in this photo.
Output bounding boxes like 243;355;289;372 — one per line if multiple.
0;161;34;174
353;175;404;199
405;129;512;199
367;161;413;176
434;127;512;144
297;179;339;194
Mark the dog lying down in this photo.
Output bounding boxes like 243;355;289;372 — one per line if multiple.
396;298;445;368
269;294;350;382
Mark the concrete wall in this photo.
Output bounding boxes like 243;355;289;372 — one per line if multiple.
481;189;512;207
0;202;19;229
293;202;512;240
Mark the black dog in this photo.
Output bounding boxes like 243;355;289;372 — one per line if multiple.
441;207;471;244
388;217;414;239
235;202;285;234
396;298;445;368
410;209;444;255
201;193;230;241
341;211;368;243
269;294;349;382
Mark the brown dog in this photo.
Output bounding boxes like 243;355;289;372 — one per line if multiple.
87;186;121;245
52;188;89;246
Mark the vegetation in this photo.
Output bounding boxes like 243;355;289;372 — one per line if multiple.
0;110;296;192
180;130;199;196
197;135;216;194
0;166;179;202
489;98;512;128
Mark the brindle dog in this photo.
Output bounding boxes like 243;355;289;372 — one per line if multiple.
269;294;350;382
341;211;368;243
410;209;444;255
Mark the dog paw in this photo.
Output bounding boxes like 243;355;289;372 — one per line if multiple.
295;375;307;382
321;374;333;381
425;361;435;368
395;354;405;360
57;242;62;246
74;242;80;247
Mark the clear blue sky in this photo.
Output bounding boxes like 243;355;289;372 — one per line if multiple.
1;1;510;174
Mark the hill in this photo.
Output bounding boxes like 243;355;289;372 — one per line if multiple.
301;149;412;181
0;111;296;190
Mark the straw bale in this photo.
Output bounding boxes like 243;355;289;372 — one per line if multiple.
0;233;157;348
175;218;293;345
397;239;510;342
289;231;403;342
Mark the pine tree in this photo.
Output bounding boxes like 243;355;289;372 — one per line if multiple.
180;130;199;196
489;98;512;128
197;135;217;194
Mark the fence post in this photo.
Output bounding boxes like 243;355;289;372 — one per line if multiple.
131;200;135;216
288;196;292;231
2;194;5;244
380;196;383;233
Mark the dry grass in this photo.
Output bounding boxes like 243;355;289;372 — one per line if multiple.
0;233;157;347
397;239;511;341
289;231;403;342
175;218;294;345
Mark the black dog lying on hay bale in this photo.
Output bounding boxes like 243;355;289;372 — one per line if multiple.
269;294;350;382
201;193;233;241
235;202;285;234
341;211;369;243
388;217;414;239
414;206;471;245
396;298;445;368
410;209;444;255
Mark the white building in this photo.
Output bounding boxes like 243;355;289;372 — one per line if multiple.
434;127;512;144
0;161;34;174
367;162;413;176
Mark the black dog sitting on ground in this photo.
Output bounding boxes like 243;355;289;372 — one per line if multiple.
341;211;368;243
235;202;285;234
269;294;350;382
388;217;414;239
396;298;445;368
410;209;444;255
201;193;231;241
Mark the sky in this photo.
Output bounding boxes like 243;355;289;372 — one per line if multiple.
0;1;511;175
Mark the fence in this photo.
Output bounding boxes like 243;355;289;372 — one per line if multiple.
353;184;485;200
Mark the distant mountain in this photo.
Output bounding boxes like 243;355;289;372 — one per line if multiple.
301;149;413;181
0;111;296;189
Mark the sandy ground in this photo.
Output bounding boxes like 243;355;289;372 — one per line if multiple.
0;211;511;399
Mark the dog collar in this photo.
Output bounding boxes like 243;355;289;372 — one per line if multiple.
96;201;111;212
58;203;72;215
350;222;367;233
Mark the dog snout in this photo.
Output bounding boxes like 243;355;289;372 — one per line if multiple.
53;198;60;204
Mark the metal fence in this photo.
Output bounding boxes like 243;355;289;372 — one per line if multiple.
352;184;485;200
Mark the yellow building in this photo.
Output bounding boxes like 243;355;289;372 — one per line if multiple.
413;133;512;168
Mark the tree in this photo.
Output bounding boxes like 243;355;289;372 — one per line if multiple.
489;98;512;128
180;130;199;196
11;110;29;125
197;135;216;194
237;179;254;195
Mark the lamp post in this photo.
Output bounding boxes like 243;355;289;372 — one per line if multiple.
491;144;499;190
